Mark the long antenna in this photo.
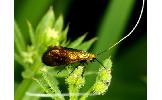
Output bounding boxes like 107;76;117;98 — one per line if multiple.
109;0;145;50
95;58;106;69
97;0;145;56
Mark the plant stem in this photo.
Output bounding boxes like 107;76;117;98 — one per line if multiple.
14;79;31;100
80;87;93;100
69;85;79;100
43;72;65;100
15;59;41;100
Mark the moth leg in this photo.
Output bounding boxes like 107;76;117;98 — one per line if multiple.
57;67;64;74
80;60;88;65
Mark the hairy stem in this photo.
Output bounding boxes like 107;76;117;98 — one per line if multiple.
69;85;79;100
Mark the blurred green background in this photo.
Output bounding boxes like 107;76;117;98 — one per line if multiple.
14;0;147;100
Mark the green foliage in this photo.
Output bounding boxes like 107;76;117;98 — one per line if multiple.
14;21;26;53
68;33;87;48
94;0;135;57
14;8;112;100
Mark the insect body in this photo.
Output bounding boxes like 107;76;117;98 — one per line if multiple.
42;46;96;66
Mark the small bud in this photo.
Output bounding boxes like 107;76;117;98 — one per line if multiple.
65;66;85;89
92;81;108;95
44;28;60;46
98;68;112;83
22;51;34;64
75;77;85;88
73;66;84;76
22;46;35;64
46;28;59;40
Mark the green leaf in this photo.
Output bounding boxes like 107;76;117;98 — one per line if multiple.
77;37;97;51
60;25;69;45
14;53;26;68
35;7;55;46
36;7;55;34
27;21;35;45
54;15;64;32
14;21;26;53
68;33;87;48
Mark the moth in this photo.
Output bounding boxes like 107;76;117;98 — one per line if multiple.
42;46;103;66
